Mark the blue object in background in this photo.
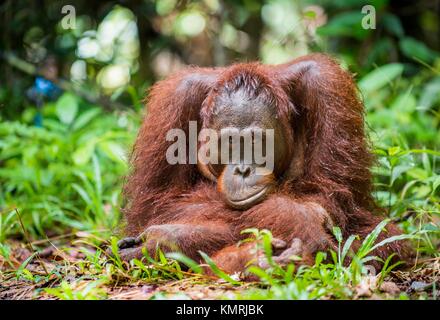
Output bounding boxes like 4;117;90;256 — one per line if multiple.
27;77;62;127
34;77;61;99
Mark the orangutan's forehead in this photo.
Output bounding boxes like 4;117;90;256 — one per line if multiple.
210;88;277;129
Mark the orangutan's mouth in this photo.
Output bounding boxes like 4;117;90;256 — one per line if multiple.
226;186;269;210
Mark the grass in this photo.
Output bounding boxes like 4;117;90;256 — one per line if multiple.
0;216;437;300
1;188;439;300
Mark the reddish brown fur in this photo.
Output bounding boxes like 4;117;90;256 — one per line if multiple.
122;53;412;274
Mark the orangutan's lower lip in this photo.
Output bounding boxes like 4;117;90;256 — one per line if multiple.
227;187;268;208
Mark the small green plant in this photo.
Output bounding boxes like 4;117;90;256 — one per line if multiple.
45;280;108;300
234;223;419;300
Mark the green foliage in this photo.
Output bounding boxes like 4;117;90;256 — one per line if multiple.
45;280;108;300
234;225;419;300
0;94;138;240
317;11;370;39
358;63;404;93
359;60;440;258
12;222;421;300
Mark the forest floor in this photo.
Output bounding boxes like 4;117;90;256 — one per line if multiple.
1;237;439;300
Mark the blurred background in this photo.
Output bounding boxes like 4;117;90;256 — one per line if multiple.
0;0;439;258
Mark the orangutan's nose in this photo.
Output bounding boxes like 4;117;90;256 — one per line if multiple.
233;164;252;178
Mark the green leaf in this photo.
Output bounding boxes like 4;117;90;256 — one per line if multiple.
406;167;429;180
370;233;418;253
332;226;343;243
432;176;440;193
317;11;369;40
165;252;203;274
400;149;440;157
330;0;387;9
399;37;438;63
382;13;404;38
358;63;404;93
303;10;317;19
246;266;274;285
72;140;97;165
72;108;101;131
357;219;389;258
16;252;37;278
391;165;413;185
419;77;440;109
388;146;401;156
158;249;168;264
314;252;326;265
390;91;416;113
414;185;431;198
341;235;358;263
422;153;432;173
98;141;127;165
262;231;273;263
72;183;92;206
108;236;123;267
199;251;241;285
56;93;79;125
92;154;102;197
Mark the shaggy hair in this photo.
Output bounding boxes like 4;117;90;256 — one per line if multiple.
122;53;412;272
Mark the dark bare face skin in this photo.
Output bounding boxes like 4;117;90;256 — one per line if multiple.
199;88;289;210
